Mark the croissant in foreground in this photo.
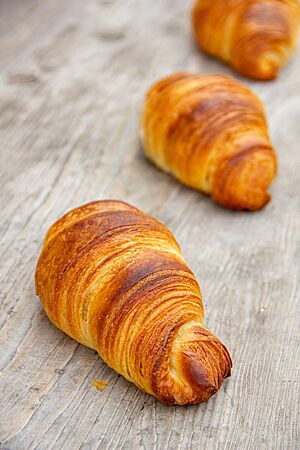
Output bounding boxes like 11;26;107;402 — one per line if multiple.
35;200;232;405
192;0;300;80
141;72;277;211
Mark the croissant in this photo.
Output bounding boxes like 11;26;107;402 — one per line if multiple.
35;200;232;405
192;0;300;80
141;72;277;211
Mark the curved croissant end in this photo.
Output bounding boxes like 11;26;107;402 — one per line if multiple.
35;200;232;405
163;321;232;404
192;0;300;80
141;72;277;211
212;144;276;210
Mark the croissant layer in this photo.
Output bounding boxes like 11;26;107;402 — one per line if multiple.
141;72;277;210
192;0;300;80
35;200;232;405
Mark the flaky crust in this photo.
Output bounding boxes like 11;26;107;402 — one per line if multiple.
141;72;277;211
35;200;232;405
192;0;300;80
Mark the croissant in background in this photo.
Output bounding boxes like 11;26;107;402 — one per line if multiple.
35;200;232;405
141;72;277;211
192;0;300;80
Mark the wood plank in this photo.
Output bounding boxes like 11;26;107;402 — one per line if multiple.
0;0;299;448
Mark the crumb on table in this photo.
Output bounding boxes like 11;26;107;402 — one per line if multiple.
92;380;109;392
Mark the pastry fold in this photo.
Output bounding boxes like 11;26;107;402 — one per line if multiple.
141;72;277;210
192;0;300;80
35;200;232;405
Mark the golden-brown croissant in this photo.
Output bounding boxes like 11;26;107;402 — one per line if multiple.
35;200;232;405
192;0;300;80
141;72;277;211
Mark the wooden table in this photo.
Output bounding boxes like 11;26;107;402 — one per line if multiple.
0;1;299;449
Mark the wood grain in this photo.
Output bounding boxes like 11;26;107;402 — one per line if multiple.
0;0;299;448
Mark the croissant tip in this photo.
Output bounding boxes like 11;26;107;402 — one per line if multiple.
205;383;218;396
164;323;232;405
239;69;278;82
221;191;272;212
211;144;277;211
254;55;281;81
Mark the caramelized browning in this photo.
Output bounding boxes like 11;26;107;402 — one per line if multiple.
192;0;300;80
141;72;277;210
35;200;232;405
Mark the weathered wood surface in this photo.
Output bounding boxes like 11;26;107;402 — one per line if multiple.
0;0;299;448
